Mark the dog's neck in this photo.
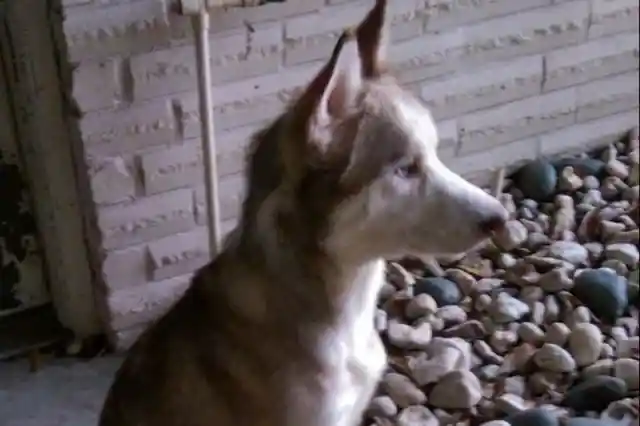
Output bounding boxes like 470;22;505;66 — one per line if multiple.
234;207;385;330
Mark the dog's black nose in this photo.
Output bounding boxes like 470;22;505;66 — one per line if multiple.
479;212;508;235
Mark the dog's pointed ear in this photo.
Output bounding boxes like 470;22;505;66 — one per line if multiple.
356;0;389;78
304;30;364;146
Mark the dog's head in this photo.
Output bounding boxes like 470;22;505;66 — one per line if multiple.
244;0;508;264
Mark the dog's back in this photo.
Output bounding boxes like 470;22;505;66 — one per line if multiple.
99;1;509;425
100;252;298;426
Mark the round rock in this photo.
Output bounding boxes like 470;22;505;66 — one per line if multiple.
572;268;628;324
429;370;482;409
366;396;397;418
605;243;640;267
565;418;621;426
547;241;589;265
382;372;427;408
568;323;603;367
561;376;627;412
414;277;461;306
396;406;439;426
516;159;558;202
506;408;560;426
490;292;530;323
553;157;606;178
533;343;576;372
613;357;640;391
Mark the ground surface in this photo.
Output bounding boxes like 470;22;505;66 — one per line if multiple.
0;135;638;426
0;356;122;426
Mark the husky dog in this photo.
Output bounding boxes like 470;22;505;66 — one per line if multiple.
99;1;509;425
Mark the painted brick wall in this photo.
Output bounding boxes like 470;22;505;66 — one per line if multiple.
60;0;639;349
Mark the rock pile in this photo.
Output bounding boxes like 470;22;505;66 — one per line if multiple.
365;129;640;426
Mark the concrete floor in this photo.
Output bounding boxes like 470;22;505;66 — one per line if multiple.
0;356;122;426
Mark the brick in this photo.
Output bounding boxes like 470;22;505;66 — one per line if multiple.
391;30;465;84
451;137;540;176
130;22;282;101
176;63;320;133
62;0;92;6
169;0;325;36
208;22;282;85
438;144;457;162
194;173;245;225
215;94;286;131
284;0;422;65
102;245;148;292
284;1;371;66
421;55;543;120
544;32;639;91
214;122;265;157
178;91;284;134
576;71;640;122
147;228;209;281
392;1;589;84
589;0;639;39
98;188;195;250
459;88;577;153
72;58;121;112
217;147;247;177
130;45;196;101
461;170;498;188
540;109;639;155
107;274;191;331
103;221;237;294
212;61;321;105
460;1;589;63
80;99;176;157
437;119;458;151
63;0;171;61
390;3;425;42
141;142;201;195
140;136;247;195
89;156;136;205
424;0;552;32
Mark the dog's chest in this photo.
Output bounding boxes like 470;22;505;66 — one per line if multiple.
316;262;388;426
323;319;386;426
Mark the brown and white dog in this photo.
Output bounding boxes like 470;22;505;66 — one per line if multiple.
98;1;509;425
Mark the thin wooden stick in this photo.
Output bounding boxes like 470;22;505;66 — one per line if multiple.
193;7;222;256
492;167;506;198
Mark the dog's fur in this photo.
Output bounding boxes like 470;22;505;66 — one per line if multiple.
98;2;509;425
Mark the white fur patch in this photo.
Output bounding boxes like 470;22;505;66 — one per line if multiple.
319;260;387;426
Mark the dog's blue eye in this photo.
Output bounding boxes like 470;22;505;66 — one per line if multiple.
396;160;421;178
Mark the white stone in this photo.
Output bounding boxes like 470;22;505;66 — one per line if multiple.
406;294;438;319
614;358;640;391
382;373;427;408
490;292;530;323
534;343;577;372
568;323;603;367
605;243;640;267
547;241;589;265
493;220;528;250
545;322;571;347
429;370;482;409
397;405;439;426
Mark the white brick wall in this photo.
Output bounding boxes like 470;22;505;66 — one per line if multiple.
60;0;640;348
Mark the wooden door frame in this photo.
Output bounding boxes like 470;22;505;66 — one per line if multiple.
0;0;101;337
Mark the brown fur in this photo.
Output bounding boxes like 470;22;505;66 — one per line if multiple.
100;7;391;426
99;1;508;425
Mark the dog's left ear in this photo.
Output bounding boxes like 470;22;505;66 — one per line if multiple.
356;0;389;78
287;0;389;162
305;0;389;144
